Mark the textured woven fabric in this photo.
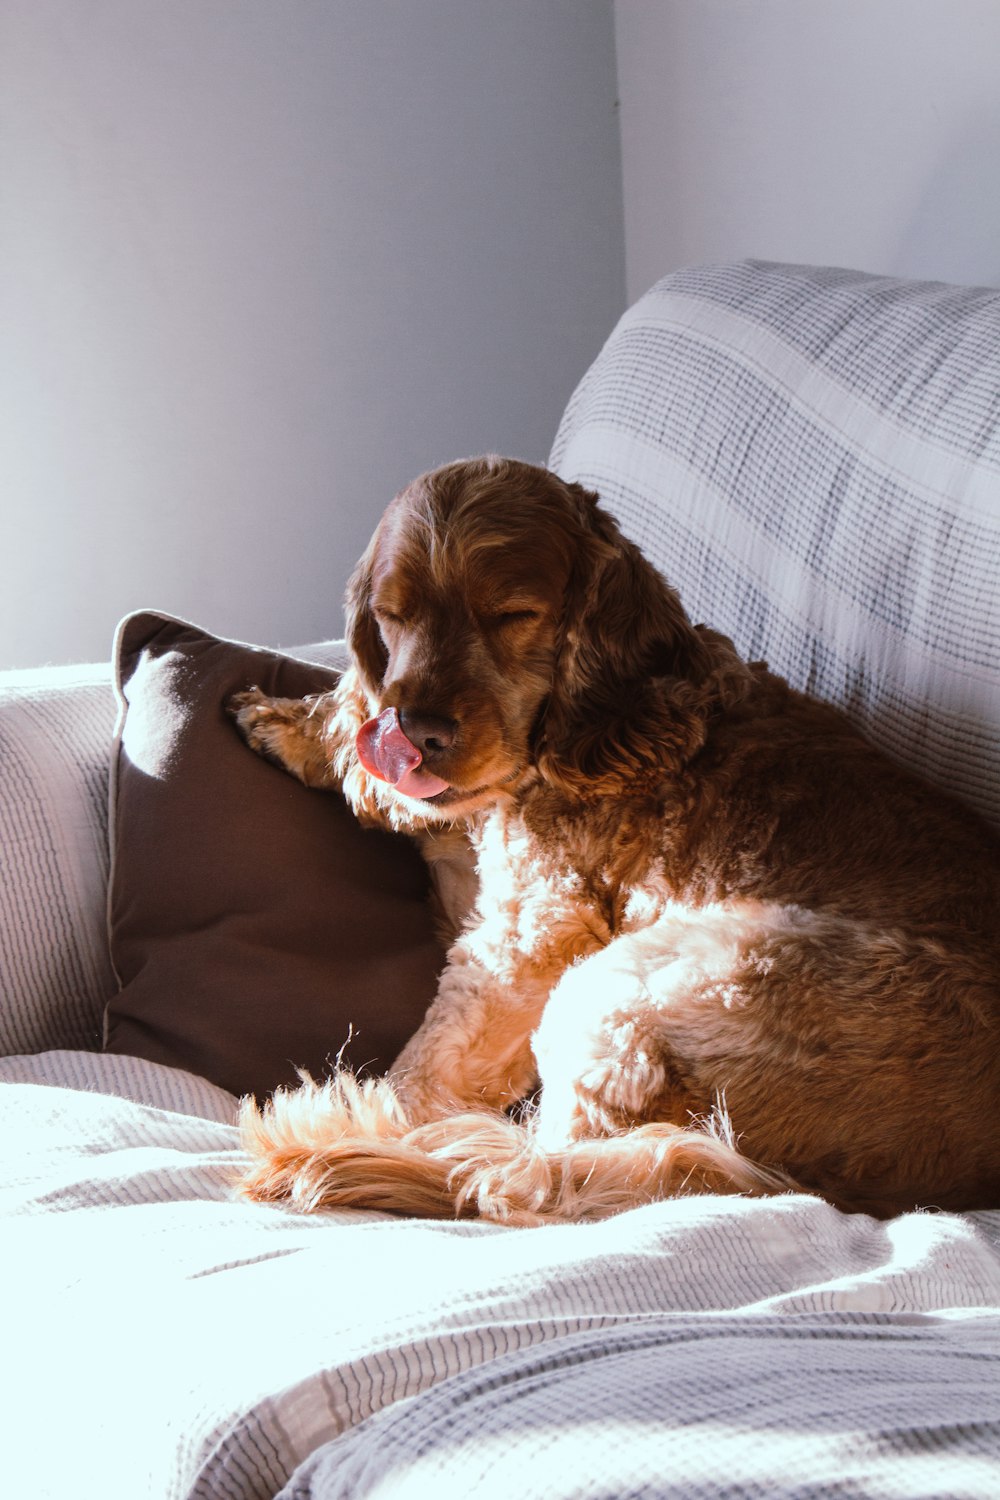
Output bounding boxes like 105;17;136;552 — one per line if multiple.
5;1050;1000;1500
284;1318;1000;1499
0;664;117;1053
550;259;1000;829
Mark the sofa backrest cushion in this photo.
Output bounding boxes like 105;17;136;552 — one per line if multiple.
551;259;1000;830
0;664;117;1055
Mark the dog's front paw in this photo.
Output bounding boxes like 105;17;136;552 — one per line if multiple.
227;687;337;788
228;686;289;757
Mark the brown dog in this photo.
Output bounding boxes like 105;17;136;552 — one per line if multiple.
231;456;1000;1223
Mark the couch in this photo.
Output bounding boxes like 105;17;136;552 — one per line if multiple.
3;259;1000;1498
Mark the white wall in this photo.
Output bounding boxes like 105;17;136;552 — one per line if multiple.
615;0;1000;302
0;1;624;668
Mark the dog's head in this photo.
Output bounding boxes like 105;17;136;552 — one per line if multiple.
346;456;740;818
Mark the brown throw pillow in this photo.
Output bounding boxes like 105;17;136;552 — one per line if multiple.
104;611;445;1099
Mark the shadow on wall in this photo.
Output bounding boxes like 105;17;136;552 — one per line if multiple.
897;115;1000;287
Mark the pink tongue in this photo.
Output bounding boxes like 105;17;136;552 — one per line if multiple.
356;707;451;800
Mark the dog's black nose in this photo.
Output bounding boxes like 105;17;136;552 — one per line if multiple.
399;709;458;760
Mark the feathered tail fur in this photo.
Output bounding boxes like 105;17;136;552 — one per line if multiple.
239;1072;796;1225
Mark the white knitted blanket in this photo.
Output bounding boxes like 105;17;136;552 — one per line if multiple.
4;1050;1000;1498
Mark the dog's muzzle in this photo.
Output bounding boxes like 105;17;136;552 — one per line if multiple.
356;707;451;800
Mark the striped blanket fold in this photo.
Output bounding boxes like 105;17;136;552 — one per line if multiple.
5;1050;1000;1499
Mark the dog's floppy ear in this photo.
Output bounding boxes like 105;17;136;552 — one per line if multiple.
536;484;740;796
344;540;387;697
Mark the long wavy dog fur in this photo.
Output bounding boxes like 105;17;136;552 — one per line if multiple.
231;456;1000;1224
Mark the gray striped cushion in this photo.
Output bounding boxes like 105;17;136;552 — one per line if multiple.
0;665;117;1053
550;259;1000;830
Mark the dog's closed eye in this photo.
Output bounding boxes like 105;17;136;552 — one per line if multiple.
372;608;408;637
487;609;543;629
